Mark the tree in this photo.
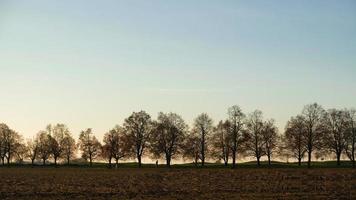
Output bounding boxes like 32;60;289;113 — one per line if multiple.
284;115;307;166
244;110;265;166
26;138;39;165
211;120;231;166
322;109;348;165
61;132;76;165
0;124;22;165
102;126;127;168
78;128;101;166
227;105;245;168
193;113;213;167
150;112;187;167
302;103;325;168
345;109;356;167
261;119;279;165
124;111;152;168
182;132;201;167
37;131;52;165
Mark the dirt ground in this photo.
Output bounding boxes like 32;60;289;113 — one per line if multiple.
0;168;355;199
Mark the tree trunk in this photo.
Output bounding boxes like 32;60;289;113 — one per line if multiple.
54;157;57;166
268;154;271;165
108;158;112;168
336;152;341;166
224;160;228;167
138;155;142;168
31;159;34;166
257;157;260;166
166;156;171;168
298;157;301;166
307;151;312;168
7;156;10;165
67;156;70;165
89;157;92;166
43;158;46;166
115;159;119;168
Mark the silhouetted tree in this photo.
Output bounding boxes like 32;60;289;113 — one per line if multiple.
302;103;325;168
150;112;187;167
228;105;245;168
0;124;22;165
261;119;279;165
124;111;152;168
193;113;213;167
244;110;265;166
78;128;101;166
102;126;127;168
284;115;307;166
211;120;231;166
322;109;348;165
26;138;39;165
37;131;52;165
61;131;76;165
182;132;201;167
345;109;356;167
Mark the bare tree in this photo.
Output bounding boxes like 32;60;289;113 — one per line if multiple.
102;126;127;168
193;113;213;167
345;109;356;167
284;115;307;166
211;120;231;166
302;103;325;168
244;110;265;166
150;112;187;167
227;105;245;168
78;128;101;166
261;119;279;165
322;109;348;165
124;111;152;168
182;132;201;167
26;138;39;166
37;131;52;165
0;124;22;165
61;131;76;165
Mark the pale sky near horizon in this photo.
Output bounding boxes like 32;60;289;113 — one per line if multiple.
0;0;355;141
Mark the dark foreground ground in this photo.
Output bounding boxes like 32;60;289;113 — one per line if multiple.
0;168;355;200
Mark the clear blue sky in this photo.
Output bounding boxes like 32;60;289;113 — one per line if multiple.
1;0;355;140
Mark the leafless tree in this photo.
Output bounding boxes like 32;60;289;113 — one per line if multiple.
322;109;348;165
244;110;265;166
37;131;52;165
227;105;245;168
261;119;279;165
61;131;76;165
182;132;201;167
345;109;356;167
302;103;325;168
124;111;152;168
78;128;101;166
102;126;127;168
0;124;22;165
284;115;307;166
26;138;39;165
149;112;187;167
193;113;213;167
211;120;231;166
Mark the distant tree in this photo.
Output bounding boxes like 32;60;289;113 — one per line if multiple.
78;128;101;166
182;132;201;167
227;105;245;168
124;111;152;168
345;109;356;168
244;110;265;166
14;142;27;164
37;131;52;165
149;112;187;167
284;115;307;166
193;113;213;167
0;124;22;164
302;103;325;168
102;126;127;168
211;120;231;166
61;131;77;165
26;138;39;165
261;119;279;165
322;109;348;165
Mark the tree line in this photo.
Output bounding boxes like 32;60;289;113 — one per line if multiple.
0;103;355;168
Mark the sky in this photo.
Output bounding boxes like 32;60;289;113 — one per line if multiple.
0;0;356;141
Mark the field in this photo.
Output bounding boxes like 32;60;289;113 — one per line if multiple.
0;166;355;200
